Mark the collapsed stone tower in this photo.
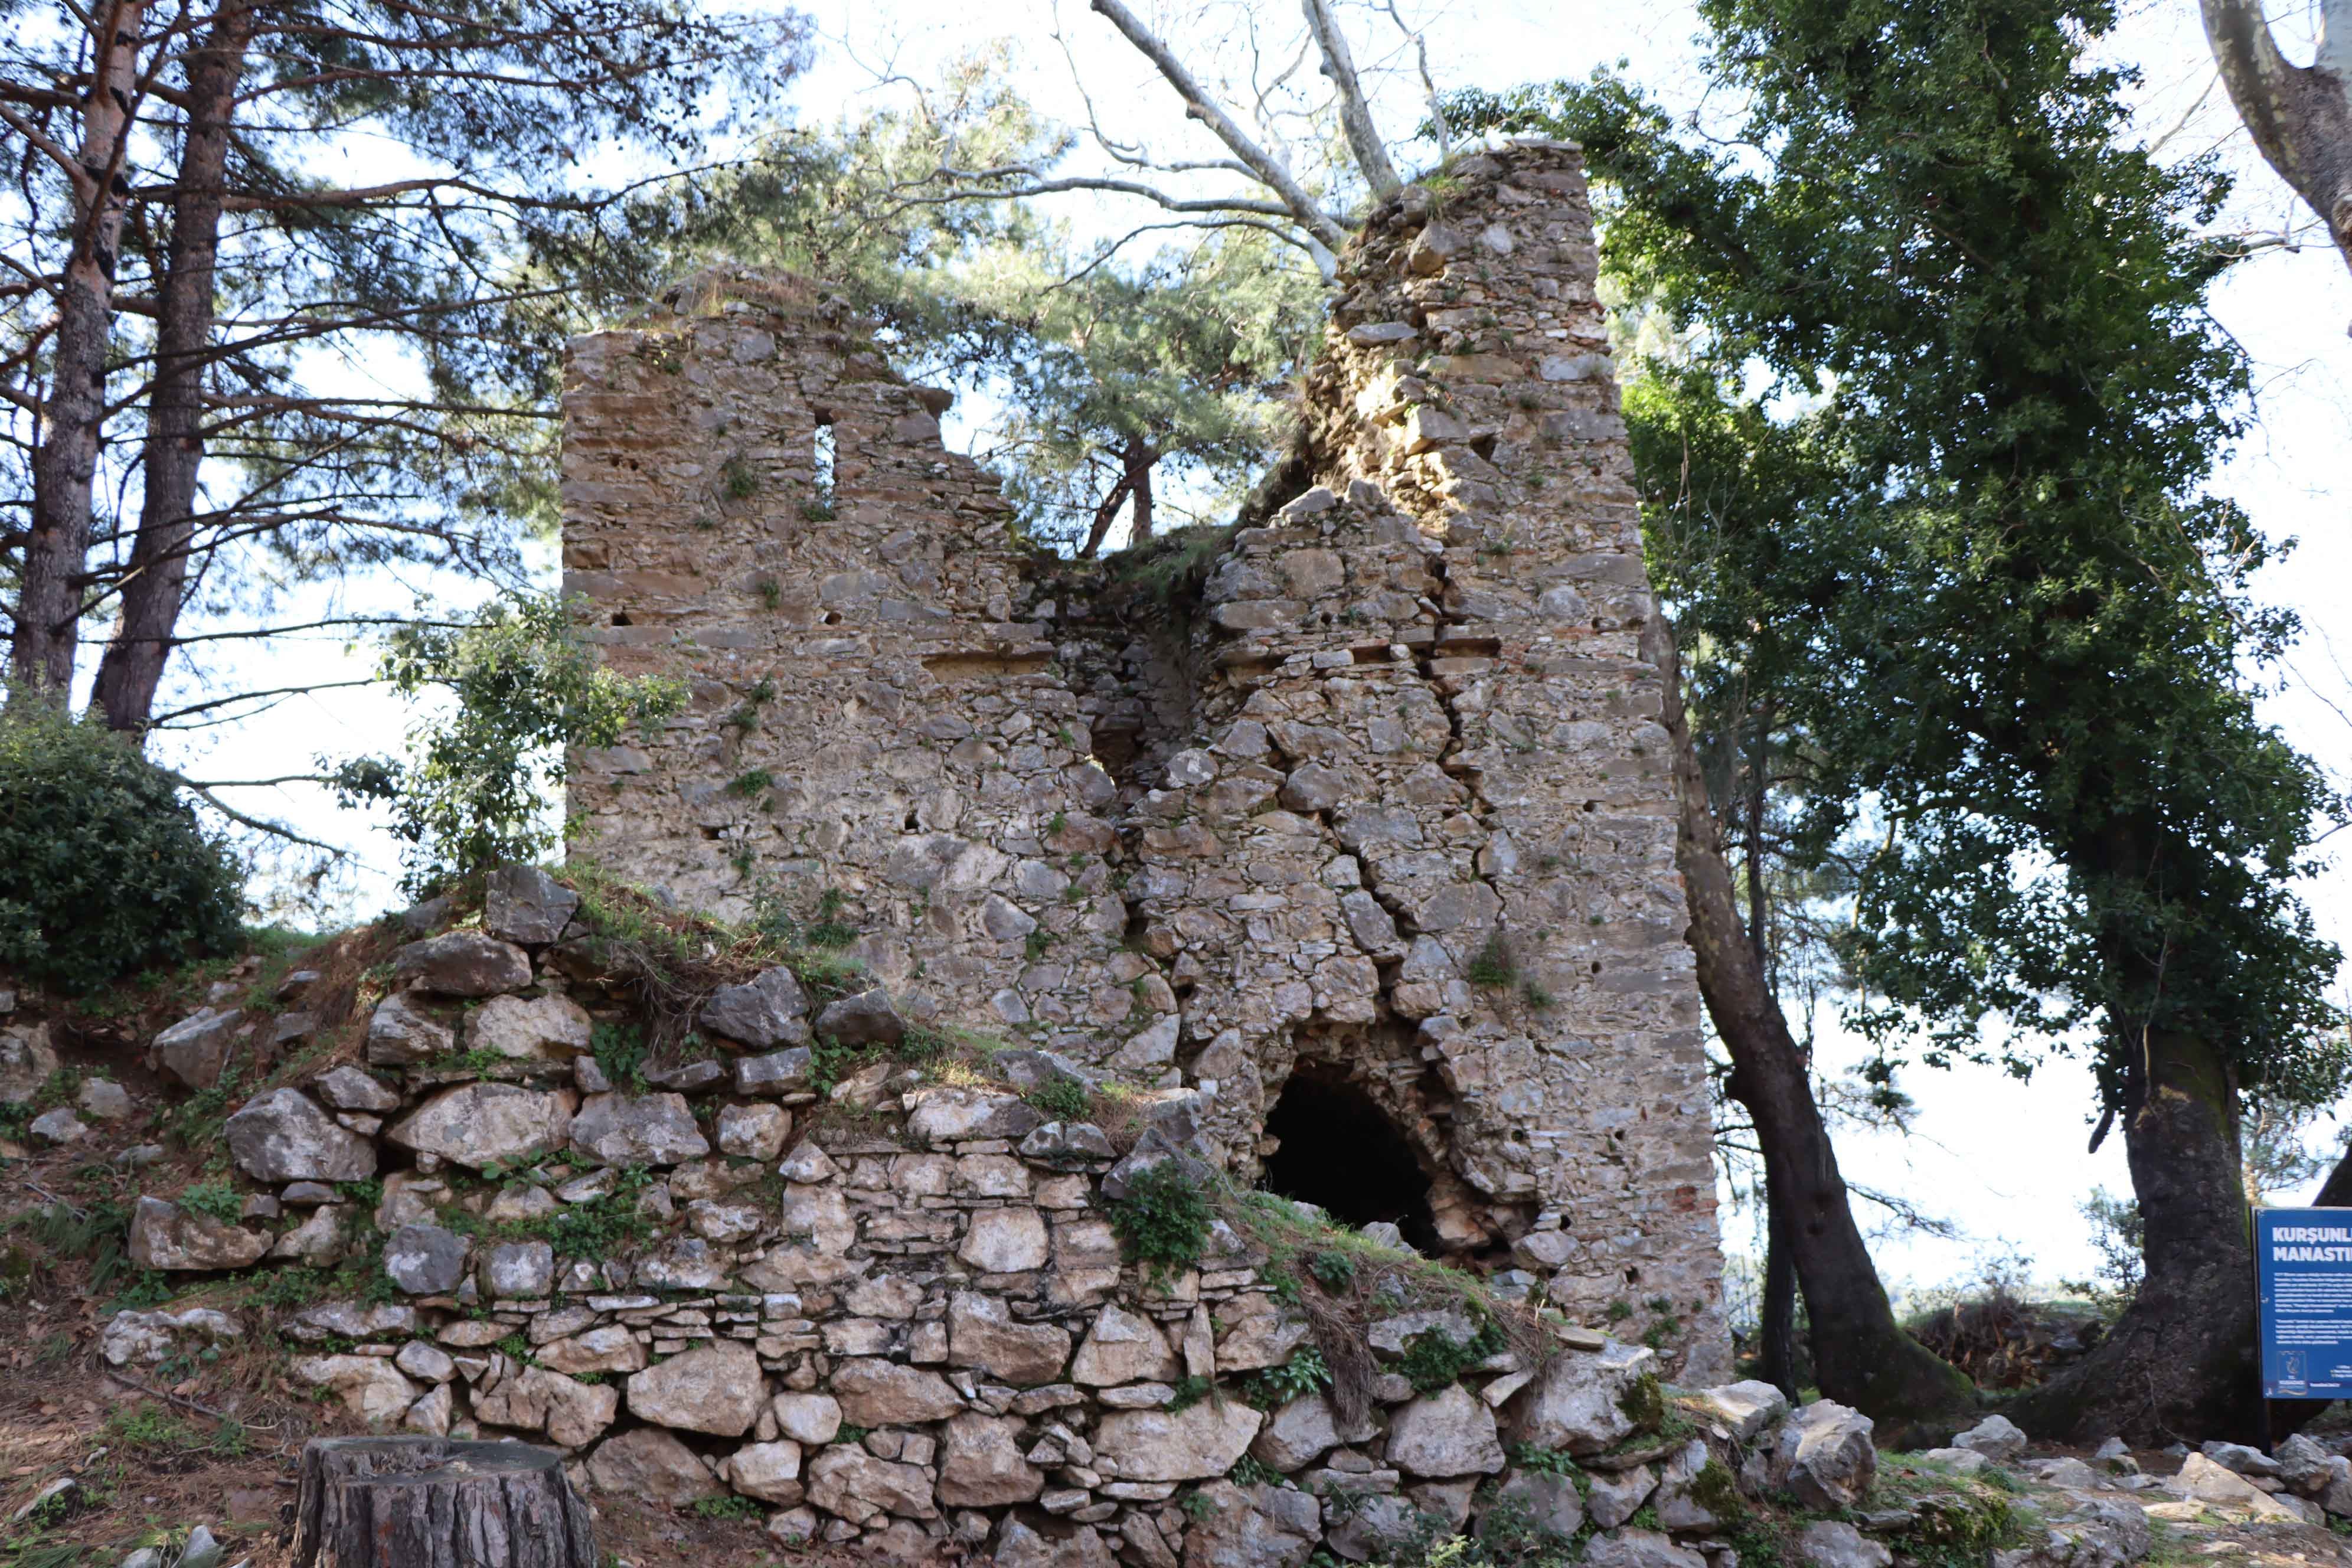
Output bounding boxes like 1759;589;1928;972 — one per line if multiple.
562;141;1729;1377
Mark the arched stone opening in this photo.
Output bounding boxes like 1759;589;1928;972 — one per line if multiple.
1262;1063;1440;1255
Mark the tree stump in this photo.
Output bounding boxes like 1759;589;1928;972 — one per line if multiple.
292;1436;596;1568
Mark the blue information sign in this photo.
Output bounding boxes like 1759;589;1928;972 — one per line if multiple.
2257;1207;2352;1399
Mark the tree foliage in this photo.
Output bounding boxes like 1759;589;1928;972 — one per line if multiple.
1455;0;2344;1115
590;56;1322;554
2;0;808;732
328;594;684;892
0;704;244;993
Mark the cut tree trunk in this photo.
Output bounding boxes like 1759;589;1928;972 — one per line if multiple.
1649;616;1976;1429
292;1437;597;1568
2008;1030;2263;1445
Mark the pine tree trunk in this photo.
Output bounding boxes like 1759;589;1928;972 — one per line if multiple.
1651;618;1975;1427
2009;1031;2262;1444
14;1;145;698
93;2;251;735
292;1438;597;1568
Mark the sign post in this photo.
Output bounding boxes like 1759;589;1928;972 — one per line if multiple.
2255;1207;2352;1400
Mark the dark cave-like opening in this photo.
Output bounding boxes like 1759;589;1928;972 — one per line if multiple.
1262;1066;1440;1255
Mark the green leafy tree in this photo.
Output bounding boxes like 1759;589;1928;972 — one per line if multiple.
2;0;806;738
1459;0;2345;1442
0;704;244;992
329;594;684;892
589;59;1321;556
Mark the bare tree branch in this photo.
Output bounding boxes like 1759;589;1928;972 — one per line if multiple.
2199;0;2352;276
1086;0;1352;258
1301;0;1400;200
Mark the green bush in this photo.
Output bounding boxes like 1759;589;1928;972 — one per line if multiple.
327;592;684;893
0;707;243;992
1106;1160;1212;1283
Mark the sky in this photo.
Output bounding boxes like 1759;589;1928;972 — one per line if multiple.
138;0;2352;1306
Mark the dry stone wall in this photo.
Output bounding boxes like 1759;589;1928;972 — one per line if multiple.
85;880;1788;1568
561;143;1727;1377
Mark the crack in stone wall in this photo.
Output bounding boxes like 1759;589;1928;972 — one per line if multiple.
561;144;1729;1380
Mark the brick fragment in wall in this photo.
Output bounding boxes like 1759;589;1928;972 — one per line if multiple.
560;145;1729;1380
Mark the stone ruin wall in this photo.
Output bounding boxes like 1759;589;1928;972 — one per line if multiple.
561;141;1729;1378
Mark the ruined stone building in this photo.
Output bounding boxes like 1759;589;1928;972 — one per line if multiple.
561;141;1730;1378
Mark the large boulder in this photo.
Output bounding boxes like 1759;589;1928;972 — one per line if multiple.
585;1428;721;1508
383;1223;471;1295
716;1103;791;1160
1213;1292;1310;1371
1765;1400;1876;1511
812;988;904;1046
537;1325;646;1377
959;1207;1050;1272
948;1291;1073;1386
1072;1302;1180;1386
1514;1340;1655;1453
1095;1401;1263;1482
721;1441;804;1504
1325;1494;1420;1563
1179;1481;1322;1568
283;1301;415;1342
480;1240;554;1298
392;930;532;995
805;1447;937;1524
626;1338;765;1436
1491;1471;1584;1542
2175;1453;2300;1520
365;992;452;1065
387;1082;571;1169
1250;1394;1368;1472
937;1411;1045;1507
152;1009;240;1090
1587;1464;1657;1530
0;1023;58;1104
831;1360;966;1427
224;1087;375;1182
1655;1438;1726;1531
1386;1383;1505;1477
1954;1413;2028;1461
569;1092;708;1167
997;1519;1121;1568
770;1393;841;1445
272;1204;349;1265
472;1365;619;1448
1689;1380;1789;1442
734;1047;814;1096
30;1107;83;1145
466;993;591;1061
100;1306;241;1368
1583;1528;1710;1568
290;1354;420;1424
484;865;579;945
126;1196;268;1271
700;966;811;1048
314;1066;400;1113
907;1084;1044;1142
1795;1523;1892;1568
